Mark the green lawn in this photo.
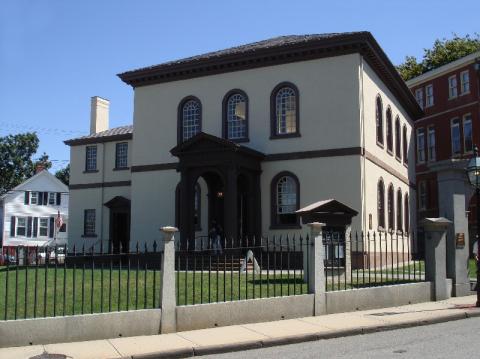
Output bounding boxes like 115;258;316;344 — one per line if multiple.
0;266;309;320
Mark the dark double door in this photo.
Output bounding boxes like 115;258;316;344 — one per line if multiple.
111;211;130;253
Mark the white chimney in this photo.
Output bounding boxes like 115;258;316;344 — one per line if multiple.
90;96;109;134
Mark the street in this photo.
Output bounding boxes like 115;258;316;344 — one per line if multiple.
204;317;480;359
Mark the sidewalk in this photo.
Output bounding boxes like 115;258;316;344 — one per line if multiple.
3;296;480;359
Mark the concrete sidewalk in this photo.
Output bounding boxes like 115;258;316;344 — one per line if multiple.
3;296;480;359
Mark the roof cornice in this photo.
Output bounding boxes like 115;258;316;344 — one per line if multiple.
117;32;423;120
64;133;132;146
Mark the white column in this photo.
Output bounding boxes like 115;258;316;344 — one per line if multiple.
159;226;178;333
307;222;327;316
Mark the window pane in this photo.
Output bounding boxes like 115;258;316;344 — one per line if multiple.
428;127;436;161
30;192;38;205
417;129;425;162
227;93;247;139
17;217;26;236
182;100;201;141
276;87;297;134
115;142;128;168
376;97;383;144
39;218;48;236
86;146;97;171
451;120;461;154
84;209;96;235
464;116;473;152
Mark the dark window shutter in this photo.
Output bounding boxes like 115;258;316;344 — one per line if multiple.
38;192;43;205
24;191;30;205
56;192;61;206
27;217;33;237
10;216;16;237
33;218;38;238
49;217;55;238
43;192;48;206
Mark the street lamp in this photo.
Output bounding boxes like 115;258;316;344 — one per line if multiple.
466;145;480;307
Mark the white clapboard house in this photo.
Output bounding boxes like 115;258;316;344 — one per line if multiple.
0;168;69;260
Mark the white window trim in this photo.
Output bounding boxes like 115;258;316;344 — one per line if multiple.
451;118;461;156
460;70;470;95
15;216;27;238
48;192;56;205
38;217;50;238
463;114;473;154
425;84;434;108
448;75;458;99
427;126;436;162
30;191;38;205
416;128;425;164
415;88;424;109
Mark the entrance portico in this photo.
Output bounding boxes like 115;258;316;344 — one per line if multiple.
171;133;264;249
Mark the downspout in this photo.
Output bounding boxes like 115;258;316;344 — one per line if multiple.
359;55;367;232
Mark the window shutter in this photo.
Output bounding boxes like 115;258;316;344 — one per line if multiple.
56;192;61;206
27;217;33;237
43;192;48;206
49;217;55;238
24;191;30;205
38;192;43;205
10;216;16;237
33;218;38;238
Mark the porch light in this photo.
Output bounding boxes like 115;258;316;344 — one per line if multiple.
216;191;224;198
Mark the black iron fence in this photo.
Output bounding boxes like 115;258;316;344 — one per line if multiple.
323;231;425;292
0;242;163;321
176;235;311;306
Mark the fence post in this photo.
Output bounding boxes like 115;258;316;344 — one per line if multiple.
421;217;452;301
159;226;178;333
307;222;327;315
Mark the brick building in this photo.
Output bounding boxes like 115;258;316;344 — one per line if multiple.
407;51;480;241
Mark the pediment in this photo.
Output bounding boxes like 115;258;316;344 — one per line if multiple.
171;132;264;159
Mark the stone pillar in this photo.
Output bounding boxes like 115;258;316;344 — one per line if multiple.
429;160;470;296
306;222;327;316
421;218;451;301
344;225;352;283
159;226;178;333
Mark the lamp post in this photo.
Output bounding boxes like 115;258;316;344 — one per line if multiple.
466;145;480;307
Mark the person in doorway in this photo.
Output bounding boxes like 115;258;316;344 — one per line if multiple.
209;221;223;255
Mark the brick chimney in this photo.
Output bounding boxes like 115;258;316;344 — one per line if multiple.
90;96;109;134
35;163;45;174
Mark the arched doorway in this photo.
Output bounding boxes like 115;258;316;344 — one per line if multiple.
171;132;263;249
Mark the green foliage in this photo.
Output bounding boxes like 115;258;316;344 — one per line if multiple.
55;163;70;185
0;133;38;195
397;33;480;81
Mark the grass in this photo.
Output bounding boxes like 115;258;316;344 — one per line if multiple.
0;266;309;320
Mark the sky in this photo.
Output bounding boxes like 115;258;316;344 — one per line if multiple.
1;0;479;172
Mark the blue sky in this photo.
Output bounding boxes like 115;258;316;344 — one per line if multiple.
1;0;479;172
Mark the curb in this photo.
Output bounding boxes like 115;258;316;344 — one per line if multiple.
129;310;480;359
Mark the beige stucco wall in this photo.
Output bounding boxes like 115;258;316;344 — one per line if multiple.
132;53;361;167
69;140;132;185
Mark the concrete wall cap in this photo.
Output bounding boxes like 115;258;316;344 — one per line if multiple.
420;217;452;231
160;226;179;233
307;222;326;229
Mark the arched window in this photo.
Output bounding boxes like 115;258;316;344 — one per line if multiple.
386;107;393;153
223;90;248;141
397;189;403;232
271;172;300;228
376;96;384;145
271;83;299;138
404;194;410;233
377;179;385;229
402;125;408;164
178;97;201;143
388;184;395;231
395;117;401;160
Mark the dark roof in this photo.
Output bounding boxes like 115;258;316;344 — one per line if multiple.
170;132;265;159
117;32;422;119
64;125;133;146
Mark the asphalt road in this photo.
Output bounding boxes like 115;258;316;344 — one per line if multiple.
203;317;480;359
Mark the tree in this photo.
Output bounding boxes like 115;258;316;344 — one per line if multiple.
55;164;70;185
0;132;52;195
397;34;480;81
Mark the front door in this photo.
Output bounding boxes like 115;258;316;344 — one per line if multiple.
111;211;130;253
